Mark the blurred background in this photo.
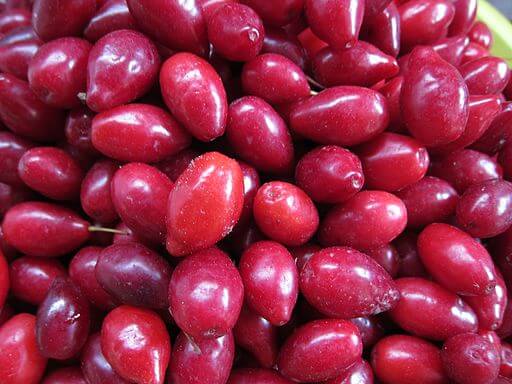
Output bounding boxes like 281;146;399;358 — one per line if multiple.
489;0;512;18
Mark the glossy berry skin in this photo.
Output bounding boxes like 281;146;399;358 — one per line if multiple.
442;333;500;384
18;147;83;201
80;160;118;224
239;0;303;26
460;57;511;96
468;21;493;49
461;41;490;64
431;35;470;67
312;42;399;87
111;163;173;244
389;278;478;340
166;152;243;255
356;132;429;191
226;97;294;175
64;107;97;155
40;367;87;384
472;103;512;155
235;162;261;229
325;359;373;384
91;103;191;163
361;2;400;57
160;53;227;142
69;246;117;311
304;0;364;50
241;53;310;104
84;0;137;41
295;145;364;204
448;0;477;35
81;333;130;384
399;0;454;52
169;248;243;338
207;3;264;62
290;86;389;146
0;314;47;384
396;176;459;228
0;131;34;186
32;0;96;41
261;27;307;70
227;369;293;384
371;335;447;384
401;47;468;147
0;182;32;219
240;241;298;325
96;243;172;309
432;149;503;193
28;37;91;108
0;9;31;34
319;190;407;251
101;305;170;384
465;272;507;331
0;73;65;142
233;306;279;368
418;223;497;295
253;182;318;247
156;148;200;182
500;142;512;181
500;342;512;378
9;256;65;305
349;316;385;349
365;243;400;277
86;29;160;112
277;319;363;383
2;202;89;257
0;38;41;80
300;246;400;318
456;180;512;238
169;331;235;384
126;0;208;56
36;277;90;359
434;94;502;154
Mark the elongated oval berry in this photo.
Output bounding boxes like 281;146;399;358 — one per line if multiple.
169;331;235;384
86;29;160;112
312;42;399;87
356;132;429;191
81;333;130;384
80;160;118;224
389;277;478;340
0;314;47;384
431;35;469;66
472;103;512;155
3;202;89;257
290;86;389;146
233;306;279;368
240;241;298;325
0;131;34;186
277;319;363;382
361;2;400;57
461;41;490;65
32;0;96;41
126;0;208;56
64;106;97;155
253;181;319;247
300;246;400;318
91;103;191;163
456;180;512;238
261;27;307;70
399;0;454;52
448;0;477;36
241;53;310;103
468;21;493;49
69;246;117;311
96;243;172;309
441;333;500;384
228;369;294;384
18;147;83;200
460;56;511;96
84;0;137;42
396;176;459;228
36;277;90;359
9;256;66;305
111;163;173;244
325;359;373;384
304;0;364;50
166;152;243;256
226;97;294;175
418;223;497;295
401;47;469;147
160;53;227;142
0;39;40;80
0;9;31;34
101;305;170;384
168;247;244;339
319;191;407;251
371;335;447;384
28;37;91;108
0;73;65;142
